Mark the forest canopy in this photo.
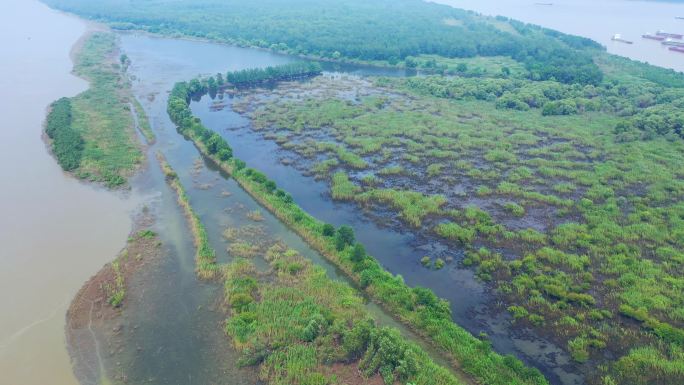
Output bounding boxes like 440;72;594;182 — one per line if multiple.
44;0;603;84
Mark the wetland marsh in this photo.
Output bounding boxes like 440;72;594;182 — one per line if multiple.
8;1;684;384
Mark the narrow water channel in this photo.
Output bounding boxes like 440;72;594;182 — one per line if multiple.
118;32;582;385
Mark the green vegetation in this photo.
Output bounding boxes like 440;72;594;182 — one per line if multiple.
45;97;83;171
107;259;125;307
132;98;155;144
103;228;159;308
157;152;218;279
183;62;322;97
330;171;360;200
435;222;475;245
244;71;684;383
406;54;527;78
402;62;684;140
357;189;446;227
46;0;602;85
44;32;143;186
224;245;462;385
45;1;684;382
609;346;684;385
166;69;547;385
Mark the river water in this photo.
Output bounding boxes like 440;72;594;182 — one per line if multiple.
0;1;137;385
8;1;678;384
434;0;684;72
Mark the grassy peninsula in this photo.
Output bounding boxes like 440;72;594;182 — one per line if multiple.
45;32;143;187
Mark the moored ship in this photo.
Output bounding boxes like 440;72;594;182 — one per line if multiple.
662;38;684;47
642;33;666;41
656;30;683;39
612;34;633;44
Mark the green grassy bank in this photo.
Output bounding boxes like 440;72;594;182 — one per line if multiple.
45;32;143;187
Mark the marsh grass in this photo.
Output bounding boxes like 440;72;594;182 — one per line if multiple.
157;152;218;279
67;32;143;187
232;71;684;380
224;245;464;385
166;78;549;385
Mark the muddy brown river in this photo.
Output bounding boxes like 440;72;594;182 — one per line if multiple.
0;1;137;384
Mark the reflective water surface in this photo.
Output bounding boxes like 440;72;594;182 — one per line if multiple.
100;34;453;385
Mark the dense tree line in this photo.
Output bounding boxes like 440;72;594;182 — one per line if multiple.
45;0;603;85
168;82;226;152
226;61;322;86
183;62;322;98
45;97;83;171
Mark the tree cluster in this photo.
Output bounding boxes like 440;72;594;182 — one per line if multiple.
226;61;322;86
45;97;83;171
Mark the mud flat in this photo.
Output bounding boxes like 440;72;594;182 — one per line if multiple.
66;213;162;385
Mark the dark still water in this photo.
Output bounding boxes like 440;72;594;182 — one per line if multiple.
116;32;583;384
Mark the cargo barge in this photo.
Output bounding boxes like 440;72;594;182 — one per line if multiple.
612;34;633;44
662;38;684;47
656;30;683;39
643;33;666;41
